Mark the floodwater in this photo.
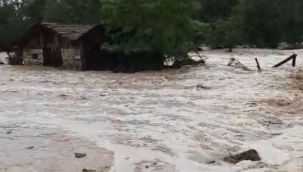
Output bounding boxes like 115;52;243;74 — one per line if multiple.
0;49;303;172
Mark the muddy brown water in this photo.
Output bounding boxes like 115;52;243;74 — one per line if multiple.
0;49;303;172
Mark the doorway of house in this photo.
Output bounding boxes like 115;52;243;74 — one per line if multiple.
42;32;63;67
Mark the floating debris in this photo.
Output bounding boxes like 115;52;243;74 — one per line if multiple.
223;149;261;164
75;153;87;159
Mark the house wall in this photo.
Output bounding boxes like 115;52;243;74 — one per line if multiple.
23;49;43;65
16;24;107;70
23;48;81;69
19;27;78;68
61;48;81;69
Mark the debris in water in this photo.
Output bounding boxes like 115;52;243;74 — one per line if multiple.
258;116;284;126
75;153;87;158
255;58;262;71
206;160;216;164
196;84;211;90
82;169;96;172
59;94;69;98
228;57;251;71
223;149;261;164
26;146;34;150
185;84;211;90
79;96;87;100
273;53;297;68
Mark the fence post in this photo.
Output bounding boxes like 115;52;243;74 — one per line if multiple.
255;58;261;71
273;54;297;68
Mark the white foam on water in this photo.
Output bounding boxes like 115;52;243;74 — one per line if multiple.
0;49;303;171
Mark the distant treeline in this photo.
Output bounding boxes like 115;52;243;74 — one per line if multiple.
0;0;303;56
200;0;303;49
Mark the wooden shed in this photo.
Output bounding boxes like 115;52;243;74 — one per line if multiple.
12;22;165;72
13;22;105;70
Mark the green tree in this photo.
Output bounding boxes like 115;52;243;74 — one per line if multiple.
0;0;27;45
230;0;282;48
101;0;202;58
22;0;47;23
197;0;243;50
199;0;239;22
277;0;303;44
44;0;102;24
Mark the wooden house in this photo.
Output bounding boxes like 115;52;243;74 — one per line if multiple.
12;22;164;72
13;22;105;70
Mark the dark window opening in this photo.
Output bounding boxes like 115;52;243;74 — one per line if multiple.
32;53;38;60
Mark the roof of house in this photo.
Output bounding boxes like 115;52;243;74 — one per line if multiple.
41;22;100;41
13;22;104;48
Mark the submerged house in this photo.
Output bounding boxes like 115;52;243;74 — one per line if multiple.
14;22;105;70
11;22;164;72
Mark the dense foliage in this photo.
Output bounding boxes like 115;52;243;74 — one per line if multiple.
0;0;27;46
202;0;303;49
0;0;303;52
44;0;102;24
101;0;201;57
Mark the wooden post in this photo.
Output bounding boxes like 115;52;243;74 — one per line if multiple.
255;58;261;71
292;55;297;67
194;50;206;64
273;54;297;68
228;46;233;53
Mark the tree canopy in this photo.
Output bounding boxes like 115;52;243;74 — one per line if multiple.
44;0;102;24
202;0;303;49
101;0;201;57
0;0;303;51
